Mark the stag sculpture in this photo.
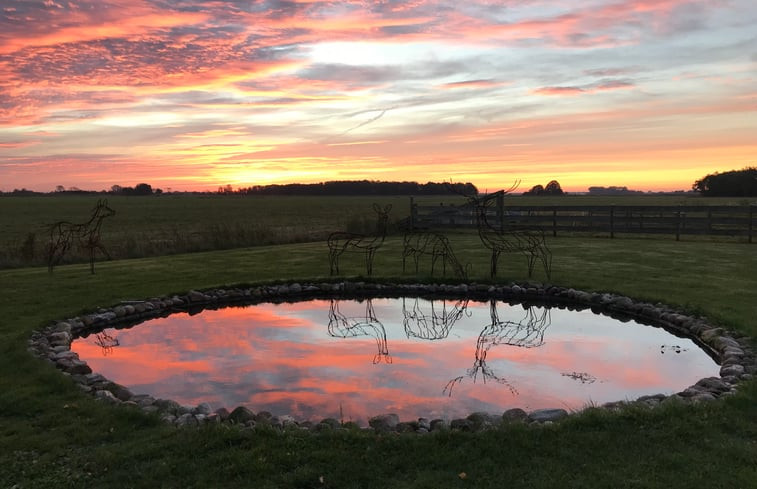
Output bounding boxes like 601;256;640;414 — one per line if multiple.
402;298;470;341
47;199;115;274
327;299;392;364
328;204;391;275
402;231;468;279
443;301;551;397
470;190;552;279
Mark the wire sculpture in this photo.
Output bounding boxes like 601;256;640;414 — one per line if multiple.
93;331;120;356
47;199;116;274
402;297;470;340
327;204;391;276
443;301;552;397
402;231;468;279
451;181;552;279
327;299;392;364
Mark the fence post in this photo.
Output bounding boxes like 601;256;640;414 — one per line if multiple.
610;205;615;239
409;196;415;230
675;207;685;241
552;208;557;237
497;192;504;232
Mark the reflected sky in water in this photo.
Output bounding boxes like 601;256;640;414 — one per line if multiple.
72;298;720;425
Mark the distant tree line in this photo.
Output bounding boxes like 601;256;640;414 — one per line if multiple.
232;180;479;196
523;180;564;196
110;183;162;195
693;167;757;197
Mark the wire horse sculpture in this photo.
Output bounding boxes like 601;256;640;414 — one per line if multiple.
47;199;116;274
402;231;468;279
470;189;552;279
443;300;551;397
328;204;391;276
402;297;470;341
327;299;392;364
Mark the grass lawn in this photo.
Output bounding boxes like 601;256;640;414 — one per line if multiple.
1;198;756;488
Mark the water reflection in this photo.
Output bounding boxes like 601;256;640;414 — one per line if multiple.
402;298;470;340
444;301;550;397
72;297;721;423
94;331;119;356
328;299;392;364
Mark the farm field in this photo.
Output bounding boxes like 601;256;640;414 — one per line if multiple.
1;195;756;488
0;193;752;269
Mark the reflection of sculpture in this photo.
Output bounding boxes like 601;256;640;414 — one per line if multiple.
402;231;468;278
471;191;552;279
328;204;392;276
94;331;120;356
327;299;392;364
402;298;470;340
47;199;116;274
444;301;552;397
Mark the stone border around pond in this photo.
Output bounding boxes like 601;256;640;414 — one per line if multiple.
28;280;756;434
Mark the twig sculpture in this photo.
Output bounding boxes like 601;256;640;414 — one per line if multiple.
327;299;392;364
402;231;468;279
443;301;551;397
47;199;115;274
328;204;391;275
402;298;470;340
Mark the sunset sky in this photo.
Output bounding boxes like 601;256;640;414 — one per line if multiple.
1;0;755;193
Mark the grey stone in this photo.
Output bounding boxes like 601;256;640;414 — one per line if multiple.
720;364;745;377
430;419;449;431
369;413;399;431
417;418;431;431
502;408;529;422
467;412;498;430
228;406;255;424
176;413;199;427
450;418;472;431
694;377;730;393
528;408;568;423
94;390;119;404
193;403;213;415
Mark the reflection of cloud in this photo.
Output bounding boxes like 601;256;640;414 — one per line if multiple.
72;299;720;422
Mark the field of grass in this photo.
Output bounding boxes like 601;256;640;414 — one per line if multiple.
1;193;752;269
1;195;756;488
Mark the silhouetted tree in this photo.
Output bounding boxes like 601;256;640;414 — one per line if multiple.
693;167;757;197
524;184;545;195
134;183;153;195
544;180;564;195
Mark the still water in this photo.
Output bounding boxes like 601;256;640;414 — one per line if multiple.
72;298;719;424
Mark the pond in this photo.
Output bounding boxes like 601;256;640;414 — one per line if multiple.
72;297;720;425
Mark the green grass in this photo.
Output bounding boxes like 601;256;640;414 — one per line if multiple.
1;197;757;488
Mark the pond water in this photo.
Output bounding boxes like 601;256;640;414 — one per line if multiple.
72;298;719;425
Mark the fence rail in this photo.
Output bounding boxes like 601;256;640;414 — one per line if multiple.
409;197;756;242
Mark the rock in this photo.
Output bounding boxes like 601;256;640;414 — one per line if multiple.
193;403;213;415
691;392;717;403
417;418;431;431
228;406;256;424
502;408;529;423
429;419;449;431
450;418;473;431
108;383;133;402
528;408;568;423
188;290;207;302
94;390;119;404
720;364;745;377
694;377;730;393
56;358;91;375
176;413;199;427
153;399;181;415
369;413;399;432
214;407;230;421
467;412;498;430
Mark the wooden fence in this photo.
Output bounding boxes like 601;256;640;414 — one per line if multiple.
408;196;756;242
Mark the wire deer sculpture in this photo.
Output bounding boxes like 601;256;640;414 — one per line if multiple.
94;331;120;356
327;299;392;364
402;231;468;279
454;183;552;279
402;298;470;341
47;199;116;274
443;301;551;397
328;203;391;276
